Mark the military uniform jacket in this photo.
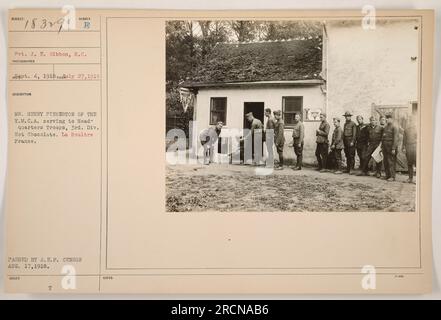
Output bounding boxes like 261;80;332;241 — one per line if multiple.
316;121;330;144
367;124;383;146
382;123;399;150
343;120;357;142
403;123;417;147
250;118;263;133
274;119;285;146
356;124;369;146
291;121;304;143
331;126;344;149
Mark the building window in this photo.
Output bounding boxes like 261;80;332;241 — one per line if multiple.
210;97;227;125
282;96;303;126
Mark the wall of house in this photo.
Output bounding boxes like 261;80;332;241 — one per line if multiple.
193;85;326;164
325;19;419;122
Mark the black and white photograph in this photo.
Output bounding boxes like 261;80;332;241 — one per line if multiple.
166;19;419;212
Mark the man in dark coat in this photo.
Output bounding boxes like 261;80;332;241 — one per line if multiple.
342;111;357;174
291;113;304;170
382;113;400;181
330;118;344;174
273;110;285;170
359;116;383;177
376;115;387;177
315;113;330;172
355;115;369;172
403;114;417;183
243;112;264;165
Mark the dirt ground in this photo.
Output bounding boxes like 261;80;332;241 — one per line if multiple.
166;164;416;212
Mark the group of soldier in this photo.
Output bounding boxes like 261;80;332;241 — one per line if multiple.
199;107;417;184
263;108;417;183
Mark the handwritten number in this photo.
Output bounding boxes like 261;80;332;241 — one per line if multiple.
22;17;68;33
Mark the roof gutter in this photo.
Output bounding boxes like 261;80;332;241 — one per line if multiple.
181;79;325;89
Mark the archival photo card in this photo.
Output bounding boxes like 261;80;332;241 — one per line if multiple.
5;9;433;294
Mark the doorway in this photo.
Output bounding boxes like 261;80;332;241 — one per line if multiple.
243;102;265;129
242;102;265;164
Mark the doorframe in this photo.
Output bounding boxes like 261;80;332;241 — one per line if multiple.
243;101;265;130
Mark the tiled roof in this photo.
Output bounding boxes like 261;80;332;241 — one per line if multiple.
183;37;323;87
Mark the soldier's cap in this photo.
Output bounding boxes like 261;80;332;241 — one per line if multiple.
343;111;353;117
333;117;341;122
273;110;282;116
385;112;393;119
245;112;254;117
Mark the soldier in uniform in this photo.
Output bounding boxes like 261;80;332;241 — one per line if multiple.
403;114;417;183
273;110;285;170
376;115;387;176
199;121;223;165
243;112;264;165
315;113;330;172
355;115;369;171
264;108;276;167
359;116;383;177
291;113;304;170
330;118;344;174
342;111;357;174
381;113;399;181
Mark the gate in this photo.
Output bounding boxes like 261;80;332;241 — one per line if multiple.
371;102;415;172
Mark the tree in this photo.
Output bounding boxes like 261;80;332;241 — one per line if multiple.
166;21;199;84
230;21;257;42
198;21;229;57
166;20;231;135
264;21;322;40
